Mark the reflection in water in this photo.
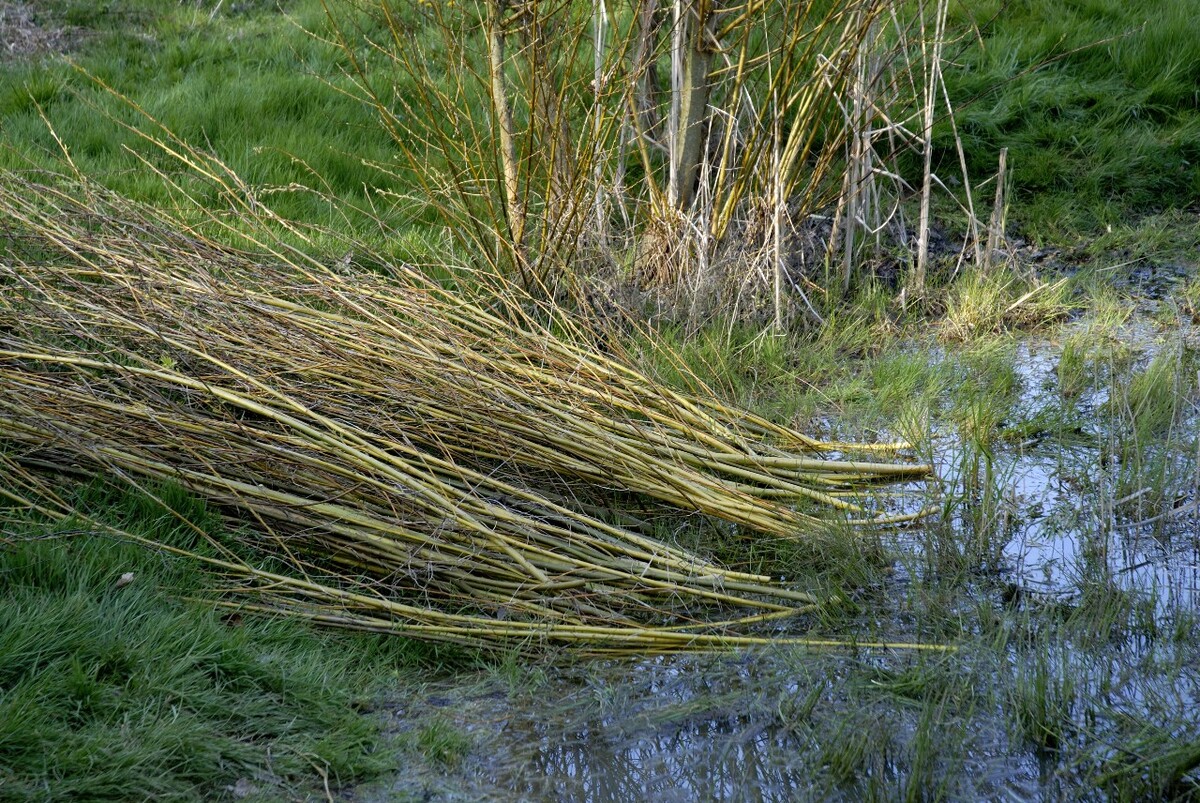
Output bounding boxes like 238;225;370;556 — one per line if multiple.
995;340;1199;615
507;714;804;802
389;650;1048;802
489;656;809;801
501;694;762;800
479;333;1196;802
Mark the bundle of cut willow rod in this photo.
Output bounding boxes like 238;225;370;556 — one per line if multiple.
0;174;931;651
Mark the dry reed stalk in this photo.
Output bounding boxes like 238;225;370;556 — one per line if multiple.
986;147;1009;270
913;0;949;292
1;452;952;656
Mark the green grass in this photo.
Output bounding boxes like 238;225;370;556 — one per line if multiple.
0;0;437;261
1;7;476;797
414;718;472;768
938;268;1076;342
7;0;1195;260
940;0;1200;240
0;481;461;801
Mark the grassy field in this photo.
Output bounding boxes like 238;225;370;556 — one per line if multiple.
0;0;447;262
2;0;1199;799
0;481;472;801
3;0;1196;261
941;0;1200;240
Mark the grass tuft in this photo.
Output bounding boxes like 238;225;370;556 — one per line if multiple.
939;269;1074;342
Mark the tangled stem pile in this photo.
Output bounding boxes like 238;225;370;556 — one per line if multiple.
0;173;932;653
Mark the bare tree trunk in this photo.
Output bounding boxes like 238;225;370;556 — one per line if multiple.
518;3;575;240
840;17;879;295
593;0;609;247
985;147;1008;270
913;0;948;293
487;0;525;261
668;0;716;212
632;0;665;144
773;111;784;332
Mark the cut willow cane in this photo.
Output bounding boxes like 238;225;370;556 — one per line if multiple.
0;170;936;650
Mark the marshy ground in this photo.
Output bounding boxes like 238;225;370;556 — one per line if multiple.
342;258;1200;801
2;1;1199;801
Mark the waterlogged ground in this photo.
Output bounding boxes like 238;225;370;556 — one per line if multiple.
990;339;1199;613
351;652;1027;802
3;5;1197;801
347;284;1200;802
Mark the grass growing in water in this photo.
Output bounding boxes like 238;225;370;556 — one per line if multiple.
414;718;473;769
